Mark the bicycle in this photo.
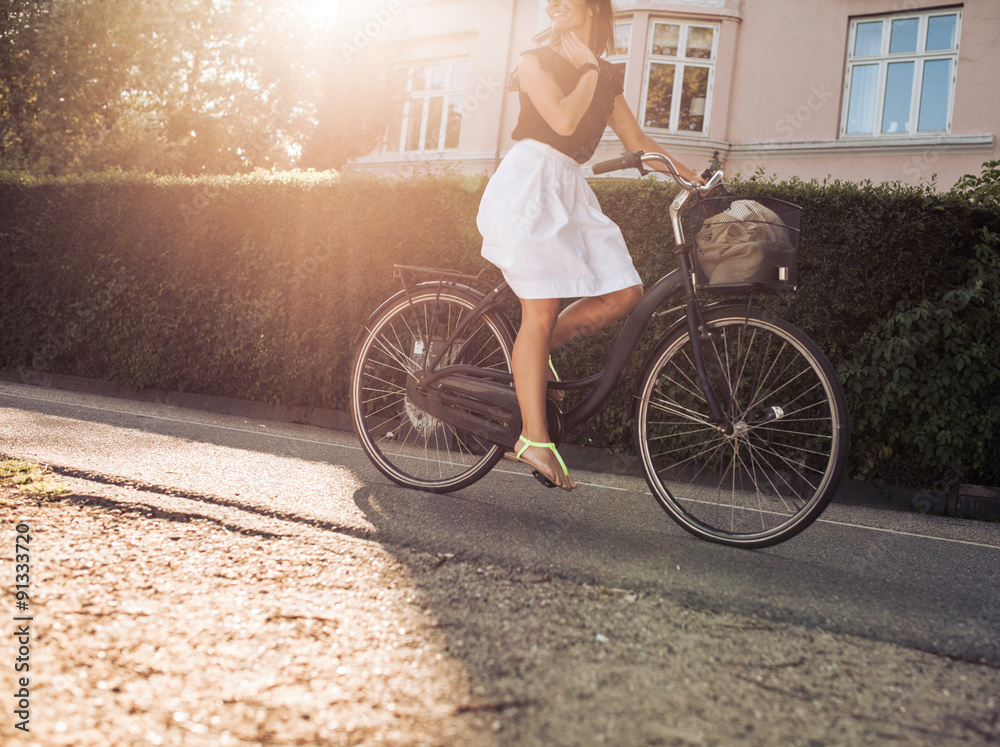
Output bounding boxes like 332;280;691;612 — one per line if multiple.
350;151;850;548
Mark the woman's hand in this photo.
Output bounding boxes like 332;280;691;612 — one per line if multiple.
672;161;706;185
517;35;600;137
561;31;598;71
606;92;707;184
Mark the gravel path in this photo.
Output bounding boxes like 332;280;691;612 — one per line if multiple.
2;466;998;746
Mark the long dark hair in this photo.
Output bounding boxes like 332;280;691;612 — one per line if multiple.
587;0;617;57
535;0;618;58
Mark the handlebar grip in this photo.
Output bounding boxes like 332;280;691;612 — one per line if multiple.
592;151;642;175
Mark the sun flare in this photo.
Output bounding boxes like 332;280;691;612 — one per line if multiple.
301;0;339;24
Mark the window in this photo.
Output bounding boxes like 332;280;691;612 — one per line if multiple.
386;59;469;152
843;10;960;137
641;21;718;133
608;20;632;87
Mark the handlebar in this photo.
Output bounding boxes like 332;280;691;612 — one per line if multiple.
592;150;724;196
591;150;644;175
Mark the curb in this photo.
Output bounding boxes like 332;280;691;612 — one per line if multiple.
3;368;997;520
1;368;353;432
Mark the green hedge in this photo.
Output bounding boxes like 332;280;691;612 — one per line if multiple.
2;166;998;488
0;170;486;410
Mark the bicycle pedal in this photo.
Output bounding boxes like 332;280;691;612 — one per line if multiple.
532;470;557;489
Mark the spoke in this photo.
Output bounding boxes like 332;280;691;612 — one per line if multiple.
721;438;741;533
637;315;844;545
353;292;514;488
734;441;788;528
656;373;707;407
647;393;713;425
647;431;727;463
743;327;783;415
751;429;835;467
462;323;498;365
360;384;406;401
747;440;828;483
669;353;705;401
364;353;410;378
746;438;806;505
646;422;719;439
373;330;416;374
754;384;831;424
361;394;407;423
747;365;819;416
359;368;408;394
651;431;730;482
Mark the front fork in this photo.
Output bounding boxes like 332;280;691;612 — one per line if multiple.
677;253;738;436
684;299;736;436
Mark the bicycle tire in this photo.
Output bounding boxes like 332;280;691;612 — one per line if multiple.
351;284;515;493
634;309;850;548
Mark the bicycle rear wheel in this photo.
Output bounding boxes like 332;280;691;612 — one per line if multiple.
351;284;515;492
635;309;849;548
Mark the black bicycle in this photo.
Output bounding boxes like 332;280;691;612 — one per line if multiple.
350;151;850;548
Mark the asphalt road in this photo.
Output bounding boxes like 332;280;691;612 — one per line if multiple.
2;380;998;666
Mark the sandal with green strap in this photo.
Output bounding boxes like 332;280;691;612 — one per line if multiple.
514;435;572;489
547;356;565;403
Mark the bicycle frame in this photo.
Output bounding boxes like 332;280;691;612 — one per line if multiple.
400;155;736;449
413;268;685;432
353;153;848;546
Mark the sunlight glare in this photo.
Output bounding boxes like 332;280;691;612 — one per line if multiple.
302;0;339;24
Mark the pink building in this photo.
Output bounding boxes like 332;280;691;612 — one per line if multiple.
346;0;998;188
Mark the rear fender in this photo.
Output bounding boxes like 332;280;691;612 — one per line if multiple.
353;282;487;347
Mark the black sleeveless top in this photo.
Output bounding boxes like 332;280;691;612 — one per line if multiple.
508;47;624;164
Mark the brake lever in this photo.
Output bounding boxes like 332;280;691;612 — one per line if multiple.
635;151;650;176
696;169;726;197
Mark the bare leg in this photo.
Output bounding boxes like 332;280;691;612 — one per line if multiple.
550;285;643;349
513;298;576;490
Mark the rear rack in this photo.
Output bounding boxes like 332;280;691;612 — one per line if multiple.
393;264;497;288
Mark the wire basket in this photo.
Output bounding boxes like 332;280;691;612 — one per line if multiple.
686;197;801;293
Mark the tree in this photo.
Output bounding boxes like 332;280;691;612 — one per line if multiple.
0;0;398;174
0;0;54;168
298;1;400;171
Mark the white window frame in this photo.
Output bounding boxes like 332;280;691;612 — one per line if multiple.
841;10;961;138
385;58;469;153
639;19;719;135
608;18;633;89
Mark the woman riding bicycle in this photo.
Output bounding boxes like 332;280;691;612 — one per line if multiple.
477;0;704;490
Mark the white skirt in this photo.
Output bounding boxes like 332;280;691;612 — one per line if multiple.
477;139;642;299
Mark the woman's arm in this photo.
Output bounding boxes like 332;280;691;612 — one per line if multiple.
517;33;599;137
607;93;704;183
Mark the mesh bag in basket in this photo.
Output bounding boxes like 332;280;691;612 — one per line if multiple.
686;197;801;292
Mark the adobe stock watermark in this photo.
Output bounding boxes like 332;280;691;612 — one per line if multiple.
463;74;504;116
180;184;222;225
888;0;935;12
732;81;836;177
272;233;340;293
341;1;403;63
909;468;965;514
974;584;1000;635
901;142;944;184
20;265;135;376
13;522;33;734
509;191;550;235
775;84;836;140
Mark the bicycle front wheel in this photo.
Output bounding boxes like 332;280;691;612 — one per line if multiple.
351;285;515;493
635;309;850;548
